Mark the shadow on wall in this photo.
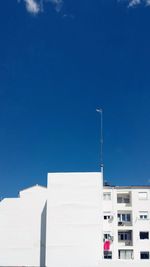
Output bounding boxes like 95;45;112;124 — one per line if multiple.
40;201;47;267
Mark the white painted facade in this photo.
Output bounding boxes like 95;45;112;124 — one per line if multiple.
0;172;150;267
46;172;103;267
0;185;47;267
103;186;150;262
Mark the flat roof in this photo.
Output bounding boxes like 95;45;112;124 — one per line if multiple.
104;185;150;189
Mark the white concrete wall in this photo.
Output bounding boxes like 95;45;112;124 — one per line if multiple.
132;189;150;260
46;172;103;267
0;185;47;267
103;188;118;259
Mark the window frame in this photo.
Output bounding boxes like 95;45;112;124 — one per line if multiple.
104;251;112;259
140;232;149;240
118;249;133;260
118;231;132;241
117;195;130;204
139;211;148;220
140;251;150;259
104;215;111;220
118;213;131;222
138;192;148;200
103;192;111;201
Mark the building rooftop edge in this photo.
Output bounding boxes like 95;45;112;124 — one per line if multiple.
104;185;150;189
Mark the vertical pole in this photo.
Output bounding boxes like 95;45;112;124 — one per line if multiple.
96;108;104;183
96;108;104;261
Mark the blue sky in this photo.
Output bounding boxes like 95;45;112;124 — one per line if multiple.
0;0;150;196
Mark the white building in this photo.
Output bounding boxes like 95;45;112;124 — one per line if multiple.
0;184;47;267
103;185;150;262
46;172;103;267
0;172;150;267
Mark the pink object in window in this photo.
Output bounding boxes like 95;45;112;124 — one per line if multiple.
104;240;110;251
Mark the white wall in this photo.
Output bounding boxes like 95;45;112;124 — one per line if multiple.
103;187;150;261
0;174;149;266
46;172;103;267
132;189;150;260
0;185;47;267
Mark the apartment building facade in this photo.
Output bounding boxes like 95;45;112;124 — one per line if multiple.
0;172;150;267
103;185;150;261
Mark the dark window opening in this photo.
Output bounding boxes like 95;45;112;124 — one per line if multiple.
140;252;149;259
140;232;149;240
104;251;112;259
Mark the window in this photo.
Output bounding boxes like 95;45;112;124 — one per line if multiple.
104;215;111;220
117;194;130;203
103;212;113;222
140;232;149;239
138;192;148;200
140;252;149;259
118;231;132;241
118;213;131;222
139;211;148;220
118;250;133;259
103;192;111;200
104;233;110;239
103;233;113;240
104;251;112;259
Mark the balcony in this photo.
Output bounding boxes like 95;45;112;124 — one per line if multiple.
103;233;114;242
118;230;133;247
118;240;133;247
124;240;133;246
117;193;132;208
118;249;134;259
117;212;132;226
118;221;132;227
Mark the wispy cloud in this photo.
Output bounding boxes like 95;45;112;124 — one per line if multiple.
24;0;40;14
47;0;63;13
146;0;150;5
126;0;150;7
128;0;141;7
18;0;63;15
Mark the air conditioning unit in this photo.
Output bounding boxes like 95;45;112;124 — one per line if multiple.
118;221;124;226
110;236;114;242
125;240;132;246
108;216;113;222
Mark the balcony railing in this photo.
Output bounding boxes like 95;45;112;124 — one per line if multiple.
118;230;132;246
118;221;132;226
125;240;133;246
118;240;133;246
117;193;132;206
